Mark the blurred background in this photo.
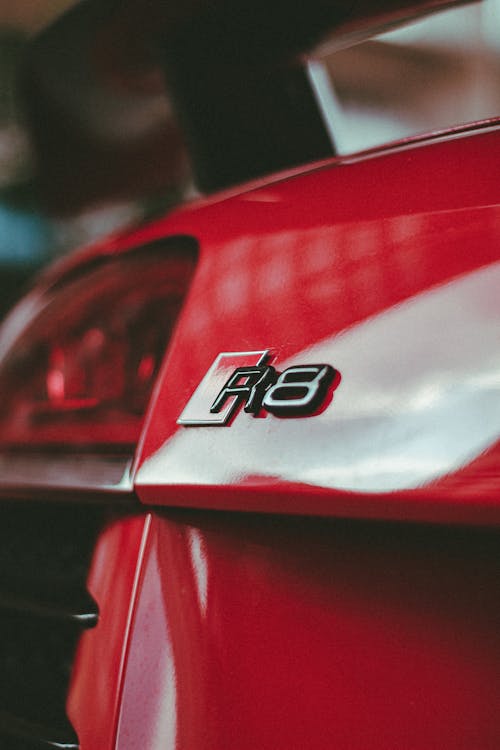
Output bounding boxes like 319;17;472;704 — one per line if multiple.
0;0;189;318
0;0;499;318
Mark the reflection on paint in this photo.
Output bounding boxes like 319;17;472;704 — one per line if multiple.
140;261;500;493
188;528;209;616
115;544;178;750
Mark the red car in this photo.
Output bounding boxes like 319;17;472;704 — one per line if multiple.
0;0;499;748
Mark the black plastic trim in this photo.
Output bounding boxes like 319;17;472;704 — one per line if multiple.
0;592;98;627
0;711;79;749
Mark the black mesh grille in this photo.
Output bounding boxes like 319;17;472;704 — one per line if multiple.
0;501;105;749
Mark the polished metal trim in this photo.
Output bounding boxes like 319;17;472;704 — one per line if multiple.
177;350;271;426
0;452;133;498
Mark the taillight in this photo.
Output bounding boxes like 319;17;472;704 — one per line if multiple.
0;236;197;448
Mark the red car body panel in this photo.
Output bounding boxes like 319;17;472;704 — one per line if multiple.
133;125;500;524
2;113;499;747
70;511;500;750
58;123;500;749
67;516;150;750
2;0;499;745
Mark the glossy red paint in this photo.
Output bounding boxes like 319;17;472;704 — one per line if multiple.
4;4;499;750
67;514;151;750
114;510;500;750
132;124;500;524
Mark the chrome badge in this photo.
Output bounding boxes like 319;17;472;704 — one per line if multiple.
177;350;339;426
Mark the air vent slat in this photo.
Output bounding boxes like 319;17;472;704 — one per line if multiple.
0;501;106;749
0;591;98;626
0;710;79;749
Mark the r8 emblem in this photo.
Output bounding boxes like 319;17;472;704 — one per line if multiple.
177;350;339;426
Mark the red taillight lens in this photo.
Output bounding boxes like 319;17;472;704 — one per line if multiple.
0;238;197;448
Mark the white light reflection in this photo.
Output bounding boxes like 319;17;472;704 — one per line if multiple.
140;261;500;494
188;528;208;616
149;657;177;750
146;544;177;750
115;543;178;750
309;1;500;155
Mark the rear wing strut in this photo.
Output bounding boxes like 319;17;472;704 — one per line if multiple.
159;0;475;189
24;0;475;208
